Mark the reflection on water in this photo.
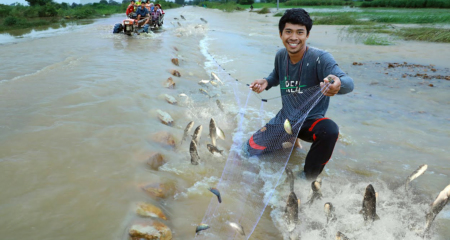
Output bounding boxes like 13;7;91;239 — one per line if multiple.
0;19;94;44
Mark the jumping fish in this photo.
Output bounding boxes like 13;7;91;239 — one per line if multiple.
216;99;225;112
405;164;428;191
324;202;337;224
198;80;210;87
216;126;226;140
181;121;194;144
209;118;217;146
192;125;202;145
423;184;450;236
284;119;293;135
200;18;208;23
307;178;322;205
285;191;299;225
209;187;222;203
336;231;350;240
207;144;223;155
285;166;294;192
360;184;380;222
228;222;245;236
196;223;210;234
199;88;210;98
180;15;185;20
164;94;177;104
210;72;223;85
189;140;200;165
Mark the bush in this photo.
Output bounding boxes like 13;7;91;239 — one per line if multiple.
0;4;12;18
257;7;270;14
3;16;18;26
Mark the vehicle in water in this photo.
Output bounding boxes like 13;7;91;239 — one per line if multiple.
113;13;164;36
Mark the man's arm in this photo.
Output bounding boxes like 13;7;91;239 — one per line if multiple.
250;50;282;93
317;52;354;95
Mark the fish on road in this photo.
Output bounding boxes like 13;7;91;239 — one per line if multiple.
360;184;380;222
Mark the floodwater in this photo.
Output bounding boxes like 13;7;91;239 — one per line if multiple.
0;6;449;240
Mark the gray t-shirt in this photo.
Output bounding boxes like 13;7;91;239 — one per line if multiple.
265;47;354;120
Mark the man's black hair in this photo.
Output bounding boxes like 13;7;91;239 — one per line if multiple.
279;8;313;35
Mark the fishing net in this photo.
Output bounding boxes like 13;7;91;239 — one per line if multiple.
195;64;333;239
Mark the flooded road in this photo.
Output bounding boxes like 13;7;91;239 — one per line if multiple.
0;6;449;240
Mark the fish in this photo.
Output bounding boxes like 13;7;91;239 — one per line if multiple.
335;231;350;240
282;142;293;149
360;184;380;222
306;178;323;205
216;126;226;140
209;187;222;203
207;144;223;155
423;184;450;236
210;80;218;86
180;15;185;20
164;94;177;104
198;80;210;87
156;109;174;126
209;118;218;146
179;93;187;97
196;223;210;234
181;121;194;144
324;202;337;224
199;88;210;98
189;140;200;165
210;72;223;85
228;222;245;236
200;18;208;23
192;125;202;145
284;119;293;135
216;100;225;112
285;166;294;192
285;191;299;225
405;164;427;191
177;22;181;27
174;17;178;20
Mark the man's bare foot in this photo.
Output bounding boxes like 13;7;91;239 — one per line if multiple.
295;138;303;149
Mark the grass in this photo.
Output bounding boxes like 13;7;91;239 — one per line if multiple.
257;7;271;14
363;34;393;45
313;15;364;25
394;27;450;43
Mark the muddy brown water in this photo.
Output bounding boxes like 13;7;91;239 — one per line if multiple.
0;6;449;240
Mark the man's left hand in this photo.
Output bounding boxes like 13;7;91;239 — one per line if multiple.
320;75;341;97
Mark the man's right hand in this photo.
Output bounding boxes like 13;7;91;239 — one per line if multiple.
249;79;268;94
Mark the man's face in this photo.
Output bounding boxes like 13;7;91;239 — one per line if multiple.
280;23;309;55
140;4;145;9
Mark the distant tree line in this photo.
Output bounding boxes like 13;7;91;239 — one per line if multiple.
361;0;450;8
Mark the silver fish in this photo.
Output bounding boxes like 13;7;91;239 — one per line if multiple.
189;140;200;165
285;166;294;192
182;121;194;144
228;222;245;236
210;72;223;85
336;231;350;240
405;164;427;191
192;125;202;145
180;15;185;20
307;178;322;205
216;99;225;112
209;118;217;146
285;191;299;225
360;184;380;222
198;80;210;87
284;119;293;135
423;184;450;236
324;202;337;224
200;18;208;23
177;22;181;27
199;88;210;98
216;126;226;140
196;223;209;234
207;144;223;155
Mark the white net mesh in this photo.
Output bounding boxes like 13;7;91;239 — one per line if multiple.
195;66;332;239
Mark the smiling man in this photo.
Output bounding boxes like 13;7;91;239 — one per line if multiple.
248;8;354;180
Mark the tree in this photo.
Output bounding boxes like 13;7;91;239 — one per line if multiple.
175;0;185;5
99;0;108;4
25;0;54;6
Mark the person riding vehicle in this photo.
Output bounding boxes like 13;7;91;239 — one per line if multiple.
126;0;136;18
136;4;150;26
